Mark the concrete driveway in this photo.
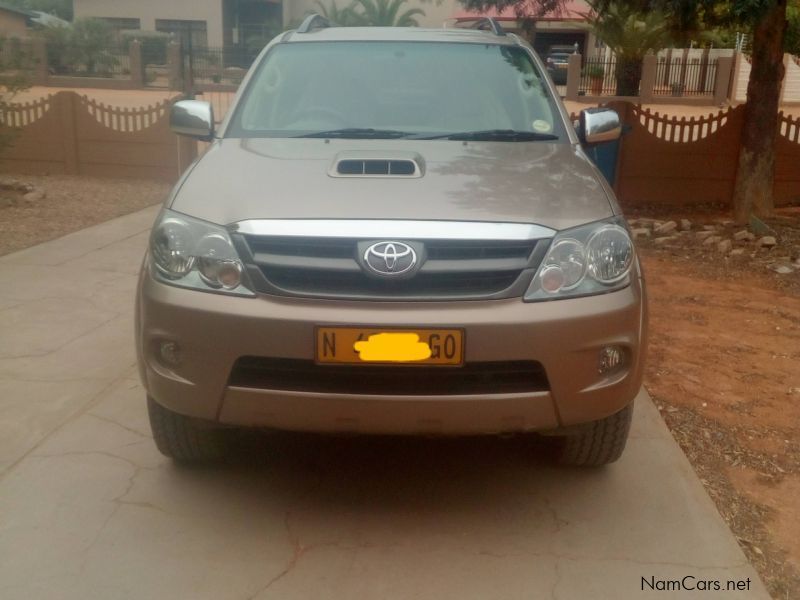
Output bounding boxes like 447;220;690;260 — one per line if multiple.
0;206;769;600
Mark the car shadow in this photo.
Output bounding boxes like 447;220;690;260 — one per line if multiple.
159;431;612;522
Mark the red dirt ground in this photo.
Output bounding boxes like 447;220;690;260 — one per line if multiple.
632;207;800;599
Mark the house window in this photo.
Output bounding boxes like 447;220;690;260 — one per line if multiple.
155;19;208;47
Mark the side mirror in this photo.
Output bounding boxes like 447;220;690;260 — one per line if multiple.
579;107;621;145
170;100;214;140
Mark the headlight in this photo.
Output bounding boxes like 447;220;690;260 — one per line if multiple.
524;218;633;302
586;225;633;283
151;217;195;278
149;209;254;296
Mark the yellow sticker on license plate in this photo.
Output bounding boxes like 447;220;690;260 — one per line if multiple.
316;328;464;366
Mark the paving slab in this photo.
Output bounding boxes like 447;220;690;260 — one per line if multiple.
0;207;158;473
1;205;159;268
0;206;770;600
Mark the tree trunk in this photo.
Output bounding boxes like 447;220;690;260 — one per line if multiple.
732;0;788;223
520;18;537;46
615;56;642;96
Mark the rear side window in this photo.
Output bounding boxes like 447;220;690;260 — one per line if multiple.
227;41;565;139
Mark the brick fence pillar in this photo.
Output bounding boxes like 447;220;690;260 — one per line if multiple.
167;41;183;92
565;54;581;101
129;39;144;88
56;92;79;175
639;54;657;103
779;53;790;104
31;37;48;86
714;56;734;106
730;52;742;103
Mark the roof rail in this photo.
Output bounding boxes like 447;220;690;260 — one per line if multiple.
297;13;333;34
472;17;506;36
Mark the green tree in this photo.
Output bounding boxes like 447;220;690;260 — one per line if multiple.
353;0;426;26
458;0;791;222
41;18;117;76
38;21;69;73
0;36;32;152
314;0;365;26
586;1;670;95
120;30;170;65
714;0;789;222
4;0;73;20
315;0;426;25
69;18;115;74
786;0;800;54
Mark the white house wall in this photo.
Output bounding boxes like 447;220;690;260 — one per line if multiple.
73;0;596;53
731;53;800;104
733;54;751;103
783;56;800;104
73;0;225;46
284;0;461;27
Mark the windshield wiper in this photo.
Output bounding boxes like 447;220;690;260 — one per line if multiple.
295;128;413;139
418;129;559;141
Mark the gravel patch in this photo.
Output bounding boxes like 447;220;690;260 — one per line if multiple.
0;174;170;256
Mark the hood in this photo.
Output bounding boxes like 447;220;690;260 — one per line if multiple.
171;138;614;232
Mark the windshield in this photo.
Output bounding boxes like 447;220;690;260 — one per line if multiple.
227;41;565;140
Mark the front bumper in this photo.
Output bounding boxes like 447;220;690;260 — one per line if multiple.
136;268;647;435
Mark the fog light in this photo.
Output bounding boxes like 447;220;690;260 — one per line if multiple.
599;345;625;374
198;258;242;290
540;265;566;293
159;340;181;366
217;260;243;289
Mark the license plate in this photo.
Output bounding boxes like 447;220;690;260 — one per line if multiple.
316;327;464;366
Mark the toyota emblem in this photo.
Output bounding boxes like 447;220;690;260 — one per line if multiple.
363;241;417;276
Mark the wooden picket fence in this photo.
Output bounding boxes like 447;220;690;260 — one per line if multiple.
635;108;731;142
779;112;800;142
1;93;798;205
572;103;800;206
82;96;170;132
0;91;196;181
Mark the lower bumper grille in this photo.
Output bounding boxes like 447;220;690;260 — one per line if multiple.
229;357;550;396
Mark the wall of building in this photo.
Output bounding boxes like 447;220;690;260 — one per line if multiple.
732;52;800;105
283;0;460;28
782;56;800;105
0;9;30;38
73;0;225;46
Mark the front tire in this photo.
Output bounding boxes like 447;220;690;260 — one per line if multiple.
147;396;224;462
557;403;633;467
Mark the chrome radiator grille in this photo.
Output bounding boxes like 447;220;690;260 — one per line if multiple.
232;221;552;301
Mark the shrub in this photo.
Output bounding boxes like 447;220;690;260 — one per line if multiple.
585;64;605;78
243;22;283;58
40;18;119;77
66;18;118;75
786;3;800;56
0;36;32;152
121;30;170;66
40;24;69;74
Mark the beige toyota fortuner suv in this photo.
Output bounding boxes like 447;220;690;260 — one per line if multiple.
136;16;647;466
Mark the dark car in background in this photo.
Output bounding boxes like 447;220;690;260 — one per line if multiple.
545;45;577;85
